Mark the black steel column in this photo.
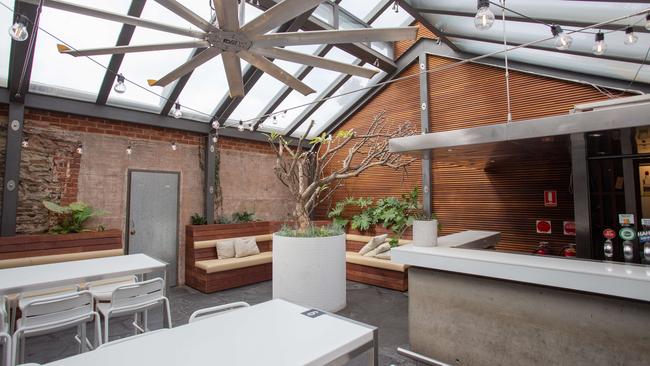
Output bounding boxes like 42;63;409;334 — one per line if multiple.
570;133;592;258
204;132;216;224
1;102;25;236
418;53;432;217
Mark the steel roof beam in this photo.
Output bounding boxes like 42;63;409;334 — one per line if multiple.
96;0;146;105
397;0;461;52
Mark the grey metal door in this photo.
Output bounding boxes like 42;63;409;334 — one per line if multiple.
128;171;179;285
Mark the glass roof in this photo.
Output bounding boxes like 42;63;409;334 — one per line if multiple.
1;0;649;139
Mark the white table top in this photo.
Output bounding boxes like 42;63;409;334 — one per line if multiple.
392;235;650;302
0;253;167;295
45;299;376;366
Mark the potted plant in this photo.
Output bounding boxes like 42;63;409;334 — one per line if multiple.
412;212;438;247
267;112;415;311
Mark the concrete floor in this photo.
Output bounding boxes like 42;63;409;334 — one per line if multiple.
19;281;415;365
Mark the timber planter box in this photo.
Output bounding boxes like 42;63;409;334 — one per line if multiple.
0;229;123;267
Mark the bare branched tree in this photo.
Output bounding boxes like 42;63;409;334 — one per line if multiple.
268;111;416;229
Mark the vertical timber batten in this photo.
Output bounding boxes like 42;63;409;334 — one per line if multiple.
204;133;216;224
419;53;432;217
1;102;25;236
571;133;592;258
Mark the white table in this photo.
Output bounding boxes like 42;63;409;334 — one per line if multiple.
0;253;168;296
45;299;378;366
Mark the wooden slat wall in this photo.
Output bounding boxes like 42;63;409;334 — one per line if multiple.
0;229;122;259
316;25;619;254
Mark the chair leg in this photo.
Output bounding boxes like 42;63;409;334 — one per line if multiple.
19;336;25;365
163;298;172;329
11;334;18;366
94;314;102;348
133;313;139;335
103;313;110;344
79;323;87;353
143;310;148;332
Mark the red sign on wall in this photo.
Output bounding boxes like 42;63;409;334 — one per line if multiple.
563;221;576;236
544;190;557;207
536;220;552;234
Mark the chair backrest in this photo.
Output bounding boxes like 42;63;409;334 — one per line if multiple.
188;302;250;323
0;297;7;332
111;278;164;310
20;291;94;329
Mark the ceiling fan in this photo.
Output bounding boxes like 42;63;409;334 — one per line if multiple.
22;0;417;98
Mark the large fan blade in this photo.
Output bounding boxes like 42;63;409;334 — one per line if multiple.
57;41;209;57
213;0;239;32
154;0;215;32
241;0;323;37
239;50;315;96
20;0;206;39
253;27;418;48
222;52;245;97
252;47;378;79
148;47;221;87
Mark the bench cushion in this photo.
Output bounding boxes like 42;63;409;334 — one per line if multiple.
196;251;272;274
345;234;411;246
195;234;273;250
345;251;407;272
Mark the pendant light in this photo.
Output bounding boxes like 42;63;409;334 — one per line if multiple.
172;102;182;119
8;16;28;42
113;73;126;94
592;31;607;56
550;25;572;50
474;0;495;31
624;27;638;45
238;120;244;132
248;123;255;132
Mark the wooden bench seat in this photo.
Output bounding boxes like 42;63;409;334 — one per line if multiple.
196;251;272;273
345;235;410;291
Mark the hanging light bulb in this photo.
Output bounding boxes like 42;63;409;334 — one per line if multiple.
21;137;29;148
392;1;399;13
474;0;494;31
624;26;638;46
238;120;244;132
172;102;182;119
646;13;650;31
212;133;218;144
248;123;255;132
171;141;177;151
272;115;278;125
592;31;607;56
76;144;83;155
113;73;126;94
211;119;220;129
126;145;132;155
550;25;572;51
8;16;28;42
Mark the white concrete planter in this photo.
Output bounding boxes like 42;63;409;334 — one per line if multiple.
272;233;346;312
413;219;438;247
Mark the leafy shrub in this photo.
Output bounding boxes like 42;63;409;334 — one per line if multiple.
43;201;107;234
275;223;344;238
190;213;207;225
216;211;257;224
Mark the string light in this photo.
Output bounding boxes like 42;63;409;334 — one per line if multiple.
113;73;126;93
172;102;182;119
211;119;220;129
592;31;607;56
21;137;28;148
212;133;218;144
238;120;244;132
126;144;132;155
76;144;83;154
624;26;638;45
171;141;177;151
248;123;255;132
474;0;495;31
8;15;28;41
272;115;278;125
550;25;572;51
392;1;399;13
646;13;650;31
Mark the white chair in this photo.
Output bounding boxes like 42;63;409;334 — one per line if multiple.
12;291;101;365
1;297;11;366
8;286;79;333
96;278;171;343
188;302;250;323
84;276;139;303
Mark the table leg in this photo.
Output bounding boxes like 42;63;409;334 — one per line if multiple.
370;328;378;366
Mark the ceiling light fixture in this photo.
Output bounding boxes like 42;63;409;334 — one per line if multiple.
624;26;638;45
550;25;572;50
474;0;495;31
113;73;126;93
172;102;182;119
8;16;29;42
592;31;607;56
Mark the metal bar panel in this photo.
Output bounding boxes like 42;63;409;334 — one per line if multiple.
419;53;432;217
96;0;146;105
8;0;39;103
570;133;593;259
1;103;25;236
204;133;216;224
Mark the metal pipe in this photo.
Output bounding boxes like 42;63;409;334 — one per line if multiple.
396;347;452;366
